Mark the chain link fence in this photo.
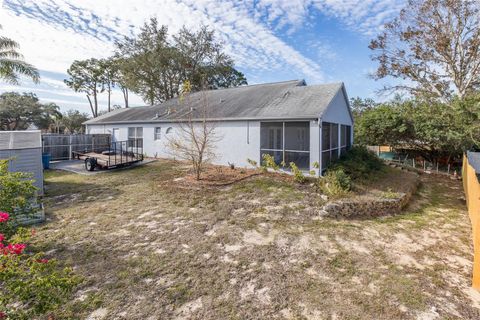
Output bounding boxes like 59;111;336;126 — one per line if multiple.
367;146;462;177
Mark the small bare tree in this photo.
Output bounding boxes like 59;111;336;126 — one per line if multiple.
167;81;220;180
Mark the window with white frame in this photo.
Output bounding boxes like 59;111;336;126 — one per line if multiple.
154;127;161;140
128;127;143;148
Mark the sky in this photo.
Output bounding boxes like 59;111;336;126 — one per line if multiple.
0;0;405;114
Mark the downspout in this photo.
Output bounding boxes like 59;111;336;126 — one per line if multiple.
318;117;323;176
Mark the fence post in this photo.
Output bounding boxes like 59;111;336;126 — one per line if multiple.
436;162;439;173
69;135;72;160
413;158;415;168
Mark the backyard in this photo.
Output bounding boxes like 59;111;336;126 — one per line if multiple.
35;160;480;319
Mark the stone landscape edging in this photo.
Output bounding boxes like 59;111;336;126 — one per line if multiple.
320;171;420;218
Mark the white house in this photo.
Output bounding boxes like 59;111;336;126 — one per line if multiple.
84;80;353;175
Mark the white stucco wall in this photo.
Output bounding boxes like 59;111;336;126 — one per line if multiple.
322;88;353;126
86;121;262;168
86;119;323;173
85;86;353;176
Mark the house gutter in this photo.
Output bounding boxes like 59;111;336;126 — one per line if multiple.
83;115;320;126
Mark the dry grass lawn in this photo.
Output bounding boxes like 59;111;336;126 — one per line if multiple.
35;160;480;319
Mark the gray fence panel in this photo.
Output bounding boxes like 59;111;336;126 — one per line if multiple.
42;134;111;161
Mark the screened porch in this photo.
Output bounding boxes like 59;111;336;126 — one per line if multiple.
260;121;310;170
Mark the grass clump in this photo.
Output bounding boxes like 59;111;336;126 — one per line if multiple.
380;188;400;199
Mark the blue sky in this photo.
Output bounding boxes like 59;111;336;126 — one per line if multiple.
0;0;405;114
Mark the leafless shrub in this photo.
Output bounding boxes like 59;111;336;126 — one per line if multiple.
166;81;221;180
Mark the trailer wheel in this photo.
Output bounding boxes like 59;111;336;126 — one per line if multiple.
85;158;96;171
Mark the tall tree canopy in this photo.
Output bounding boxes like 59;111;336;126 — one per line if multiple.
60;109;90;133
0;92;60;131
64;59;105;118
108;57;130;109
355;97;480;161
369;0;480;100
349;96;378;119
0;25;39;84
115;19;247;105
99;58;121;113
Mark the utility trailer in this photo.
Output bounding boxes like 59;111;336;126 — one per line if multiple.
72;139;143;171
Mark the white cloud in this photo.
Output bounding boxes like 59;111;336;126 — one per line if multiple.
239;0;404;35
0;0;404;109
312;0;405;36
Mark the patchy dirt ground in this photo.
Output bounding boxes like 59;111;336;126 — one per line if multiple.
36;160;480;319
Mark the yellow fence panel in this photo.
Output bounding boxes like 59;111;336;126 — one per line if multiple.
463;153;480;289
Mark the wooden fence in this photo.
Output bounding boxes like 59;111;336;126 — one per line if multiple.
42;134;111;161
462;152;480;289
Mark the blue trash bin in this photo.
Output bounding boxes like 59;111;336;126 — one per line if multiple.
42;153;51;169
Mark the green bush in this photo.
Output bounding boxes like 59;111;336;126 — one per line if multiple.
0;214;81;319
0;251;80;318
0;161;80;318
0;159;37;221
318;169;352;197
329;146;384;181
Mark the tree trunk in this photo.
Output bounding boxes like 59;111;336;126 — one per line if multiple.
107;84;111;113
195;163;201;180
86;95;95;118
122;87;129;108
93;91;98;118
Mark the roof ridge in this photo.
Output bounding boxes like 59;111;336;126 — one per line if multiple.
238;79;302;87
196;79;303;93
146;79;305;107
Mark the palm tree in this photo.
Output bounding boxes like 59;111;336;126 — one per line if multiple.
0;25;39;84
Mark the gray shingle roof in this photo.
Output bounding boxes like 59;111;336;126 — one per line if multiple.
85;80;346;125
